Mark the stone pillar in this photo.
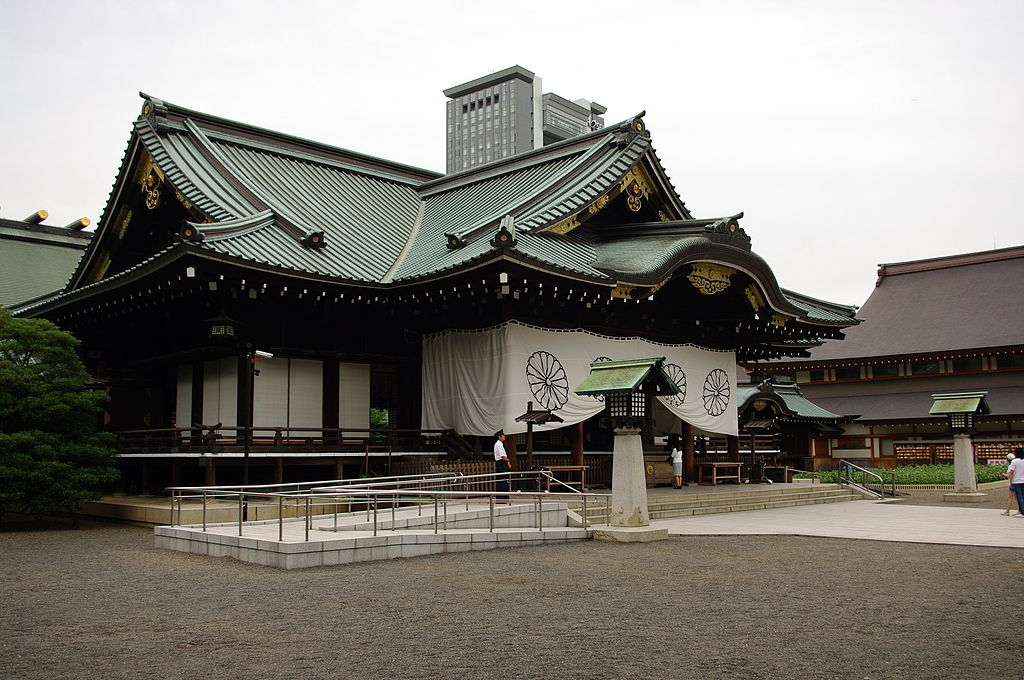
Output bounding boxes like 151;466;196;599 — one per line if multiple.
952;433;977;493
610;427;649;527
944;433;986;502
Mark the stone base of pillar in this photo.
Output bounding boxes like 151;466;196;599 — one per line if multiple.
610;427;650;527
942;492;989;503
593;526;669;543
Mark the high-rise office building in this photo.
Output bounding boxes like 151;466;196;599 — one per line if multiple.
443;65;607;173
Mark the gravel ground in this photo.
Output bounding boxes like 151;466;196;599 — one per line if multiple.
2;517;1021;680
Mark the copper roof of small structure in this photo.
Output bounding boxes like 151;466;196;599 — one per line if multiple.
811;385;1024;423
736;381;843;422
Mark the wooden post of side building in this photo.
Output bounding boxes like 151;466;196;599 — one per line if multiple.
204;458;216;486
274;457;284;484
727;435;740;462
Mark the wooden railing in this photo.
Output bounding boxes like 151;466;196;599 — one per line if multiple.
115;426;451;456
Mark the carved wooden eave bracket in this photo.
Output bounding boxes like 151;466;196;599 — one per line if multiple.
178;209;327;250
490;215;518;249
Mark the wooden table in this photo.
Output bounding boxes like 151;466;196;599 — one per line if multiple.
698;462;743;485
541;465;588;491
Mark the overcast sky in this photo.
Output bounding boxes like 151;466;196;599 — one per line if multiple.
2;0;1021;307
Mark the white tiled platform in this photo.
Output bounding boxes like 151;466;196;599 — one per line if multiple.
654;499;1024;549
154;501;591;568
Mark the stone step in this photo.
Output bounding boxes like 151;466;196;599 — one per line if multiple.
576;489;861;523
648;488;853;511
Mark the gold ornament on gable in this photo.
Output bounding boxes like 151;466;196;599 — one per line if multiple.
588;195;610;215
745;284;765;311
610;284;636;299
687;263;735;295
544;213;581;235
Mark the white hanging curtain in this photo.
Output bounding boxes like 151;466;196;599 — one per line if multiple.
421;322;738;437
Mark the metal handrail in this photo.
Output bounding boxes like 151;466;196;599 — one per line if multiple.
166;470;609;538
837;459;889;498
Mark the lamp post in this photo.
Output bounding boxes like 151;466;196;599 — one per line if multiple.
243;350;274;489
929;391;990;503
575;357;679;541
514;401;564;491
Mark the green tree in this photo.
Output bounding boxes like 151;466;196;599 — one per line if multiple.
0;309;118;522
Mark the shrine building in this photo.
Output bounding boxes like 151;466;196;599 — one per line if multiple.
14;94;859;491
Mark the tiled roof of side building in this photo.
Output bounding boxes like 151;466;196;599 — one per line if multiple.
778;246;1024;364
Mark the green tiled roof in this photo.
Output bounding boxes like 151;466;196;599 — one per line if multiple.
50;93;858;337
0;219;91;307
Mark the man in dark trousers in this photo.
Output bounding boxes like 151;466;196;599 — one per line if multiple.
494;430;510;500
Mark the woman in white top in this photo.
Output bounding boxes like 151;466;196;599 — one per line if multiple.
1001;452;1018;516
668;435;684;489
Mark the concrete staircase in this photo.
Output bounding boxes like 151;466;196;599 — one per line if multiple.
575;484;863;524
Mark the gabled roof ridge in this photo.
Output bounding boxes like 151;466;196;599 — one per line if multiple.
417;112;647;194
15;243;187;316
781;288;860;316
419;131;615;197
68;129;154;291
444;135;624;243
187;210;277;242
876;244;1024;284
140;92;442;184
187;119;432;188
182;119;314;243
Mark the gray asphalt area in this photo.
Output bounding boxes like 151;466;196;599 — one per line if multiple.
2;516;1020;680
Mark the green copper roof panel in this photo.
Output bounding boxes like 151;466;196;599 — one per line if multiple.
211;140;422;281
574;357;678;395
928;392;991;415
393;156;581;281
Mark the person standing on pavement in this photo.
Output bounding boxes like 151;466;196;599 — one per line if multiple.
668;434;685;489
1008;448;1024;517
1001;452;1017;516
494;430;510;498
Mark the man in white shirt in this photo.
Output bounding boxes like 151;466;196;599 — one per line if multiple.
1009;448;1024;516
494;430;510;498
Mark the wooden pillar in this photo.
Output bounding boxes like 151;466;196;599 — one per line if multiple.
335;457;344;481
505;433;518;470
171;462;182;488
727;435;740;462
274;457;284;484
203;459;216;486
570;422;584;467
682;421;695;483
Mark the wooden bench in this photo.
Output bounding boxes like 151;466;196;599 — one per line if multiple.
541;465;588;491
698;462;743;485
